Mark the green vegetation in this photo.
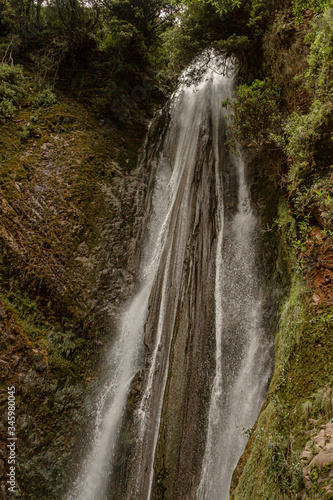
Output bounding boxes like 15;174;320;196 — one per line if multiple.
231;267;333;498
197;1;333;498
293;0;332;22
0;69;148;496
224;79;282;152
0;97;16;119
305;4;333;95
0;62;24;120
0;0;179;119
34;88;57;108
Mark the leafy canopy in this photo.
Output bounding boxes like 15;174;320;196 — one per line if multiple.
171;0;242;13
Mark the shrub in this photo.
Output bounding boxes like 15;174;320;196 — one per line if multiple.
284;101;331;160
0;98;16;120
282;100;332;189
0;81;17;102
226;79;282;151
0;63;24;121
34;89;57;108
305;5;333;97
0;62;24;85
293;0;332;23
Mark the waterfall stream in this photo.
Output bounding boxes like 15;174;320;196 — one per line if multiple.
197;124;271;500
67;54;272;500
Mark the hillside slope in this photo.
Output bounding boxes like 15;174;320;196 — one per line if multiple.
0;76;149;498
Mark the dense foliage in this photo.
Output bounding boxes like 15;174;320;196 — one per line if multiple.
0;62;24;120
0;0;180;118
0;0;332;120
0;0;281;118
223;79;282;151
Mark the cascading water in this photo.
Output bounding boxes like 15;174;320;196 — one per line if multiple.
67;53;273;500
197;128;272;500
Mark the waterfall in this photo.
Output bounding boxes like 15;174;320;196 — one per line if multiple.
197;137;272;500
66;122;173;500
67;53;272;500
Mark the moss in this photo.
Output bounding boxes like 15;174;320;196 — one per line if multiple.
0;62;152;498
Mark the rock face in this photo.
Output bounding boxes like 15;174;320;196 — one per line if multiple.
0;90;149;498
298;423;333;499
150;97;219;500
